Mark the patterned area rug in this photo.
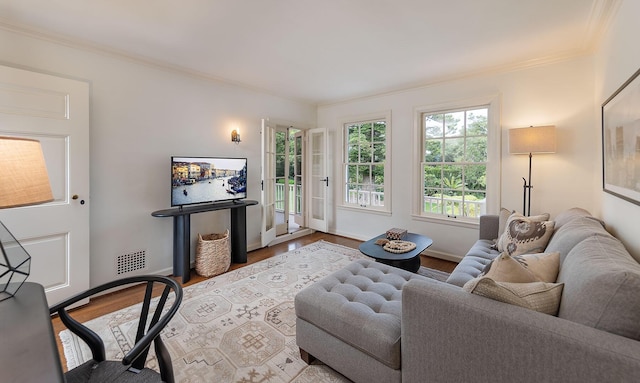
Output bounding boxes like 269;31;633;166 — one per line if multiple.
59;240;450;382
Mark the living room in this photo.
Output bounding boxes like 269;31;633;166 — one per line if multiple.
1;0;640;381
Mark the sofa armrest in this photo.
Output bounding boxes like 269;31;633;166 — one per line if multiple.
479;214;498;240
401;279;640;383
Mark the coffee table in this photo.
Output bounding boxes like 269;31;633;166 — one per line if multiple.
359;232;433;272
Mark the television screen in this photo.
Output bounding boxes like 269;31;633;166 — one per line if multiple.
171;156;247;207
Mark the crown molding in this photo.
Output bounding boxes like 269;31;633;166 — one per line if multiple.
0;18;314;106
582;0;622;52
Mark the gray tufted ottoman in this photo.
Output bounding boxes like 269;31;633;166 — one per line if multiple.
294;259;430;383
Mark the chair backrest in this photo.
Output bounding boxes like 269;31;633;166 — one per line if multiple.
50;275;183;383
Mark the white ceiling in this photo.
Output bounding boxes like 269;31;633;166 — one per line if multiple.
0;0;618;104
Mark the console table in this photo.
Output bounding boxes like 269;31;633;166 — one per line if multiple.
0;282;65;383
152;200;258;283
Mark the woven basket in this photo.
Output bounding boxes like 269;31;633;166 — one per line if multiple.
195;229;230;277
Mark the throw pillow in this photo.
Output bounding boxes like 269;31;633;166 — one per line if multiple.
482;251;560;283
497;214;555;256
481;252;539;283
463;277;564;315
498;208;513;238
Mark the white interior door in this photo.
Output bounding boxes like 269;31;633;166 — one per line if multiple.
0;65;90;305
260;118;277;247
308;128;328;232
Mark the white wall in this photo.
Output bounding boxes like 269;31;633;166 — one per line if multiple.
319;57;597;260
595;0;640;261
0;28;316;286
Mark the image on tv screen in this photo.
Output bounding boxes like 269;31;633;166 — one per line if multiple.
171;156;247;207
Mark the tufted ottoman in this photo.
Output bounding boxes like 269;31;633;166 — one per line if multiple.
295;259;430;383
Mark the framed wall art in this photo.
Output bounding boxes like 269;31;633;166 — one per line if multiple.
602;66;640;206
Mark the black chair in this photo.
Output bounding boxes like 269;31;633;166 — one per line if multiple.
50;275;183;383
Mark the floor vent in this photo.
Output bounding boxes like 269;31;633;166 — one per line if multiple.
116;250;146;275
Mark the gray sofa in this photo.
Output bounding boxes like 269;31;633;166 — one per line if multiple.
295;208;640;382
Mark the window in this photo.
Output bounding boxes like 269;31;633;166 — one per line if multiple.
420;106;490;220
343;113;390;212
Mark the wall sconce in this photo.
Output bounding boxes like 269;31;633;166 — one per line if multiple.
508;125;556;216
231;129;241;145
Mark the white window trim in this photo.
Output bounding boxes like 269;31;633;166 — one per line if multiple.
340;110;392;213
412;95;501;226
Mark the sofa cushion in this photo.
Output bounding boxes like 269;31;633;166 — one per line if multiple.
446;239;499;287
497;214;555;256
482;251;560;283
295;259;429;369
463;277;564;315
557;235;640;340
545;215;609;263
553;207;594;229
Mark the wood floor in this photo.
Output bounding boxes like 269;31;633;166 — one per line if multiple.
51;232;457;372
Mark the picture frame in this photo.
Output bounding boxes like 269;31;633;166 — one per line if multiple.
602;66;640;206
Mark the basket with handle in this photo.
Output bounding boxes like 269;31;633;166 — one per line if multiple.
195;229;230;277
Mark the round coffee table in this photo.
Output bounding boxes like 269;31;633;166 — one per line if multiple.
358;233;433;272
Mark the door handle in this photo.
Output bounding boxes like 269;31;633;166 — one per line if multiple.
72;194;86;205
321;177;329;187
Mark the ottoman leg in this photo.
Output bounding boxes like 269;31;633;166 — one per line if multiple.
300;348;316;364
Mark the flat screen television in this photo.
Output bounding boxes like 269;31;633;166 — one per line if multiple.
171;156;247;207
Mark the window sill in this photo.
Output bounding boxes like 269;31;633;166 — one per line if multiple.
338;205;392;217
411;213;479;229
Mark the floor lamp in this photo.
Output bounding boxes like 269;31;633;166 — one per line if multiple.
508;126;556;216
0;136;53;301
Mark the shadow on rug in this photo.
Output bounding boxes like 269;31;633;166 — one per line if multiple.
59;240;450;382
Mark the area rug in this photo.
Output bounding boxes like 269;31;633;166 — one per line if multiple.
59;240;449;382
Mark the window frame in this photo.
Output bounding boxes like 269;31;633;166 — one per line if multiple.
412;96;500;226
340;110;392;214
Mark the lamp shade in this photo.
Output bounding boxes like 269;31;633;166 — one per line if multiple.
508;125;557;154
0;136;53;208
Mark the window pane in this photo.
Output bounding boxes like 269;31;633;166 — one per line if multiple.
276;154;285;177
464;164;487;191
424;114;443;138
423;190;442;214
444;137;464;162
373;164;384;185
423;165;441;188
467;109;488;136
347;165;358;183
445;111;465;137
442;165;463;194
361;123;372;141
466;136;487;162
357;164;370;181
373;143;385;162
373;121;386;142
425;140;442;162
360;143;372;163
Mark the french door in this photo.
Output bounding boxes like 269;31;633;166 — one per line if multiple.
260;119;277;247
307;128;328;232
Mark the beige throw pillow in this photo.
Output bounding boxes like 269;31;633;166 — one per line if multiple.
482;252;539;283
497;214;555;256
482;251;560;283
463;277;564;315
